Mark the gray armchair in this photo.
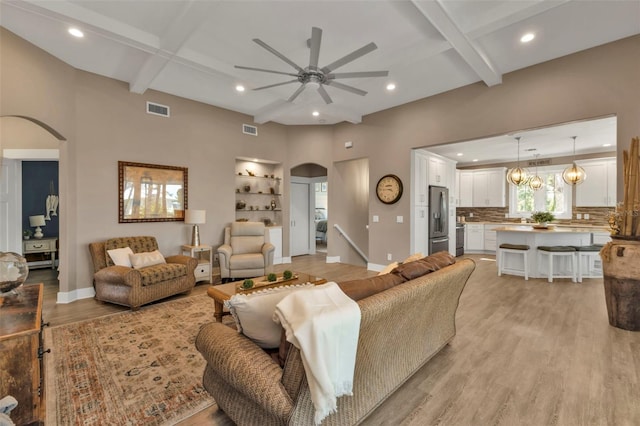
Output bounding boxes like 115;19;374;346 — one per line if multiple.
217;222;275;282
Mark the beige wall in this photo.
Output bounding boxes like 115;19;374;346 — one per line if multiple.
2;27;639;297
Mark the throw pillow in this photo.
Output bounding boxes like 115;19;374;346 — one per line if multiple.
338;273;405;302
129;250;166;269
225;284;314;349
377;261;399;275
402;252;424;264
392;251;455;280
107;246;134;267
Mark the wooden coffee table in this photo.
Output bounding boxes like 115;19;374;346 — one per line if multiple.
206;272;327;322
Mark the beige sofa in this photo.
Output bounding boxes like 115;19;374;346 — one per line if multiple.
89;236;197;310
196;256;475;425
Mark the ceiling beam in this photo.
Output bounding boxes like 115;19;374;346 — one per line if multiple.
253;100;300;124
410;0;502;87
129;1;214;94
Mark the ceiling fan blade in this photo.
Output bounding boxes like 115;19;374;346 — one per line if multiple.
235;65;299;77
253;80;299;91
325;80;367;96
253;38;304;73
327;71;389;79
309;27;322;70
321;42;378;74
288;84;307;102
317;85;333;104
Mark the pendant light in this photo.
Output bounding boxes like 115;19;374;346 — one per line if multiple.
562;136;586;185
528;153;544;191
506;136;529;186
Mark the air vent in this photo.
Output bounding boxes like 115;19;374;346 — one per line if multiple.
242;124;258;136
146;101;170;117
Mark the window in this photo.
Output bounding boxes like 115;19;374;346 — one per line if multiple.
509;166;572;219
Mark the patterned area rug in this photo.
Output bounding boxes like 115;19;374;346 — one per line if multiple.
44;294;225;425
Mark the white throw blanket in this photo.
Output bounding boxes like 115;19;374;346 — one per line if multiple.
273;282;361;425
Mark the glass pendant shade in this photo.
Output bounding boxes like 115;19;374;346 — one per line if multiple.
562;163;586;185
562;136;587;185
528;174;544;190
506;136;529;186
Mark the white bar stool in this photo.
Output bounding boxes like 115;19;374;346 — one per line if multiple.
571;245;604;282
498;243;530;280
537;246;577;283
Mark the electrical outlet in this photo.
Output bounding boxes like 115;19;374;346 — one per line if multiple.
387;253;392;261
576;213;582;220
396;216;403;223
372;215;379;223
469;212;474;217
584;213;590;220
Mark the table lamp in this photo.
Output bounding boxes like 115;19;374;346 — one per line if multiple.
185;209;205;246
29;215;46;239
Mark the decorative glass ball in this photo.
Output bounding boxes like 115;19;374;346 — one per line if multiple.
0;252;29;294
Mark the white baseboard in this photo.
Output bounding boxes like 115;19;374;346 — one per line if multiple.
326;256;340;263
57;286;95;304
281;256;292;264
367;262;386;272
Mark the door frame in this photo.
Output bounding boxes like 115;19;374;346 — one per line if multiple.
290;177;317;256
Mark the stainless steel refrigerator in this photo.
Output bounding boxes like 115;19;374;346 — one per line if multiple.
428;185;449;254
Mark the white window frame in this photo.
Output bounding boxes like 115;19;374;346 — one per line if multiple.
509;165;573;219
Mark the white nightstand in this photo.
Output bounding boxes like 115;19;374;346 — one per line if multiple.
23;237;58;269
181;244;212;283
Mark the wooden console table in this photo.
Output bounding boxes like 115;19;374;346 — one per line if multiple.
0;284;48;425
23;237;57;270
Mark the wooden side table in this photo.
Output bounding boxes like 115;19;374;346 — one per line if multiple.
0;284;48;425
23;237;57;270
181;244;212;283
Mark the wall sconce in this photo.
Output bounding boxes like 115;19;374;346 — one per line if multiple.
562;136;586;185
506;137;529;186
185;209;206;246
29;215;46;239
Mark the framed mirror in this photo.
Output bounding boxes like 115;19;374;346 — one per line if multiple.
118;161;188;223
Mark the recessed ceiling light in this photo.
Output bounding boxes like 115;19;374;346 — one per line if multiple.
472;159;479;162
456;153;463;157
386;83;396;91
603;143;612;147
520;33;535;43
68;28;84;38
312;111;320;117
235;85;245;92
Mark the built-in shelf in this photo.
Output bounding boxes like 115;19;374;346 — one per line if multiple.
235;159;283;225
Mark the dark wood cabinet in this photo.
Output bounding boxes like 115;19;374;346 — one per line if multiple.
0;284;45;425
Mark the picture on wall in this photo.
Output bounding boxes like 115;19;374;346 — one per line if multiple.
118;161;188;223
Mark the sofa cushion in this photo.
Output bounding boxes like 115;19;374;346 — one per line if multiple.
225;284;314;349
229;253;265;269
130;250;166;269
337;273;406;302
137;263;188;286
392;251;456;281
104;236;159;266
107;247;134;267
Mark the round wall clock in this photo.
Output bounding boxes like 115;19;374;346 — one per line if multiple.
376;174;403;204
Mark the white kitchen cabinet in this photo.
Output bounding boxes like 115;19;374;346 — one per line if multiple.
412;206;429;255
465;224;484;252
575;158;616;207
413;151;429;206
483;224;501;252
456;170;473;207
472;168;506;207
428;155;451;188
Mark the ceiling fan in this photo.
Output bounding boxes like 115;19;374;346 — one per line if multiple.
235;27;389;104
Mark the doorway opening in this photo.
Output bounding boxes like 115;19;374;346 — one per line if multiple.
290;163;327;257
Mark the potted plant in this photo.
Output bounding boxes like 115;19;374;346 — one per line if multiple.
601;136;640;331
23;229;33;240
531;211;555;226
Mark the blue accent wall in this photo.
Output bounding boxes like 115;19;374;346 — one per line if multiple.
22;161;59;238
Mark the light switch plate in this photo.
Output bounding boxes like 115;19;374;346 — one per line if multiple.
372;215;379;223
396;216;403;223
584;213;590;220
576;213;582;219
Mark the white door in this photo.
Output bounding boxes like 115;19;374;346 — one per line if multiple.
290;182;310;256
0;159;22;253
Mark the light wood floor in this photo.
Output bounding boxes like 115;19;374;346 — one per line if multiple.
31;254;640;425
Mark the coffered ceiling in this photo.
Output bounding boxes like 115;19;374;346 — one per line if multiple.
2;0;639;127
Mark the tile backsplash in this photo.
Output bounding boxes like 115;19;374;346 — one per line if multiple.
456;206;612;226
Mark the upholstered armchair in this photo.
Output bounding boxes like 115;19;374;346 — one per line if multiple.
217;222;275;282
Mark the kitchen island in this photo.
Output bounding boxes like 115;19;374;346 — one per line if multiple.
495;225;608;279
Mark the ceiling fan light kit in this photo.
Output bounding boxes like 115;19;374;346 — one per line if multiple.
235;27;388;105
562;136;587;185
506;137;530;186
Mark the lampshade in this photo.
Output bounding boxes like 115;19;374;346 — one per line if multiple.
29;215;46;227
185;209;206;224
562;136;587;185
506;137;529;186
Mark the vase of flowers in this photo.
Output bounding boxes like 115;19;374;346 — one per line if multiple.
601;136;640;331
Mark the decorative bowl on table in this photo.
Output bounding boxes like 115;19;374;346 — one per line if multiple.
0;252;29;295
